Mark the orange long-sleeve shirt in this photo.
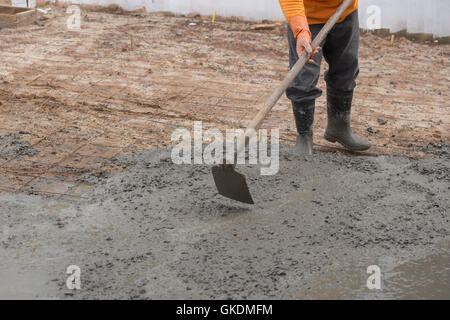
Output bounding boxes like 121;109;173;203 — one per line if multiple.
279;0;358;24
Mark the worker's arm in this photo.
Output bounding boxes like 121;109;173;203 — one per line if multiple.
279;0;318;61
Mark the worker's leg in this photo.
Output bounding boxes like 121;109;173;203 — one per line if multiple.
323;10;360;92
322;10;371;151
286;23;325;155
287;23;324;104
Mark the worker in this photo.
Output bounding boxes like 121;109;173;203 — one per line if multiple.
278;0;371;154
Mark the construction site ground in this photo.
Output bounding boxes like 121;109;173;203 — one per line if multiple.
0;7;449;299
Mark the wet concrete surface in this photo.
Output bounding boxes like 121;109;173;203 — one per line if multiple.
0;146;449;299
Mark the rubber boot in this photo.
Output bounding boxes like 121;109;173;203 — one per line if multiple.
292;100;315;155
324;87;371;151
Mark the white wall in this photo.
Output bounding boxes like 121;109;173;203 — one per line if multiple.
358;0;450;37
66;0;284;20
11;0;36;7
23;0;450;37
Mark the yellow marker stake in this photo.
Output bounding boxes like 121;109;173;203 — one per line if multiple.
391;34;395;46
212;10;216;23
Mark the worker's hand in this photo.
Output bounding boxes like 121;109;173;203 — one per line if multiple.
289;15;321;63
296;30;312;59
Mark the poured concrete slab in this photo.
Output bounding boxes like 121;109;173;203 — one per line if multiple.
0;5;35;28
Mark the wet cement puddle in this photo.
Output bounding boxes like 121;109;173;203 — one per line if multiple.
303;243;450;299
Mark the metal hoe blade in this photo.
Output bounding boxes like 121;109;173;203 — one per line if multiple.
212;164;254;204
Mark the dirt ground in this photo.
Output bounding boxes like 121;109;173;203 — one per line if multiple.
0;7;449;299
